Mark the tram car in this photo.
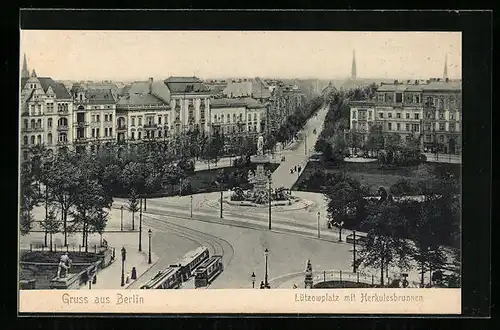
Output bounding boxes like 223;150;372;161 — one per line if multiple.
194;255;224;288
140;266;182;289
170;246;210;281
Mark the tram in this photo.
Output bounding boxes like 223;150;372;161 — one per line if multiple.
140;266;182;289
194;255;224;288
170;246;210;281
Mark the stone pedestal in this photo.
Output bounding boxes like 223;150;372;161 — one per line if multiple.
50;273;81;289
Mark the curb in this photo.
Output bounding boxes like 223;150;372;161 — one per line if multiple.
125;251;159;289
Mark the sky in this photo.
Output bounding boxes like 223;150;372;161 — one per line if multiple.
20;30;461;81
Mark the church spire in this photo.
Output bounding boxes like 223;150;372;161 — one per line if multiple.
351;49;357;80
443;53;448;80
21;53;29;78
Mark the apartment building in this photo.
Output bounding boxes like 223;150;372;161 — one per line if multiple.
349;78;462;155
20;69;74;160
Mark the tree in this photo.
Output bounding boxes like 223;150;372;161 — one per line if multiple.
206;130;224;167
358;201;414;286
128;188;140;230
19;163;37;235
40;208;59;251
366;124;385;156
47;151;80;246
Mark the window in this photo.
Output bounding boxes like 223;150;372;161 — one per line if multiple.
396;113;401;119
23;136;28;145
378;94;385;102
48;118;52;128
109;114;113;122
158;130;162;138
379;112;384;118
396;123;401;131
368;111;372;119
59;133;67;142
30;136;35;144
138;131;142;139
37;135;42;144
96;115;100;123
239;113;243;122
214;115;217;123
131;117;136;126
450;113;455;120
105;128;108;137
24;119;28;129
138;118;142;126
158;117;162;125
37;104;42;113
96;128;100;137
388;123;392;131
395;93;403;103
439;135;444;143
406;124;410;131
248;114;251;121
131;132;135;140
412;124;420;132
104;115;108;122
47;133;52;145
388;113;392;118
449;123;456;132
415;95;420;103
414;113;420;120
405;113;410;119
425;135;431;142
439;123;445;131
31;119;35;128
254;114;257;121
439;112;444;120
352;111;357;119
425;124;431;131
109;128;112;136
23;151;28;161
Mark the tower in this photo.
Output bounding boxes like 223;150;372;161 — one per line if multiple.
351;49;357;80
443;54;448;80
21;53;29;78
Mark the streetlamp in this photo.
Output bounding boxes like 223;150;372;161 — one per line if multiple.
120;205;124;231
338;221;344;242
264;248;270;288
121;247;126;287
148;229;152;264
352;230;357;273
317;212;321;238
139;198;143;252
190;195;193;218
251;271;256;288
267;172;272;230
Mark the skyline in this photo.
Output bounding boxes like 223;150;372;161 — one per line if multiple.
20;31;461;81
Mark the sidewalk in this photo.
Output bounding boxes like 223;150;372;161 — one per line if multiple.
80;246;158;290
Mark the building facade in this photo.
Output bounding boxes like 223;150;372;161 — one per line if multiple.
349;78;462;155
20;69;74;160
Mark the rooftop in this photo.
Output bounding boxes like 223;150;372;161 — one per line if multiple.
85;89;116;104
164;76;211;94
211;97;266;109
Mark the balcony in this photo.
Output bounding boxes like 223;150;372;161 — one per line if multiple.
21;126;43;132
73;122;88;128
117;125;127;132
57;125;69;131
144;123;158;130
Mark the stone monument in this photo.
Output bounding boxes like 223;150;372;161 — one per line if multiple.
304;259;313;288
249;135;271;196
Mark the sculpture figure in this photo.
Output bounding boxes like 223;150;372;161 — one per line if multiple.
257;135;264;156
56;252;72;279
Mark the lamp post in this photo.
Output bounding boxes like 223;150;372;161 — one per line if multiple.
120;247;126;287
190;195;193;218
267;172;272;230
264;248;269;288
139;198;143;252
251;271;256;288
148;229;152;264
353;230;357;273
317;212;320;238
338;221;344;242
120;205;124;231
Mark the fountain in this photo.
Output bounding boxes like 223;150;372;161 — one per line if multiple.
229;135;295;206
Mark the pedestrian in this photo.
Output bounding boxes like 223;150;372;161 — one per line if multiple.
298;166;302;173
294;165;297;172
260;281;265;289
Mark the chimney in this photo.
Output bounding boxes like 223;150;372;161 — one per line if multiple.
148;77;153;94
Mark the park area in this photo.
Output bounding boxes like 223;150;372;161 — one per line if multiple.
292;160;461;195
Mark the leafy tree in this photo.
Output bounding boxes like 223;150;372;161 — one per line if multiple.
40;208;59;251
128;188;140;230
45;151;80;246
20;163;36;236
358;201;414;286
390;178;421;197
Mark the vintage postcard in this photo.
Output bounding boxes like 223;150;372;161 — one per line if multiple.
18;29;461;314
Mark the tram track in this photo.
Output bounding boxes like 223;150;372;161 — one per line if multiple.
142;212;235;269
